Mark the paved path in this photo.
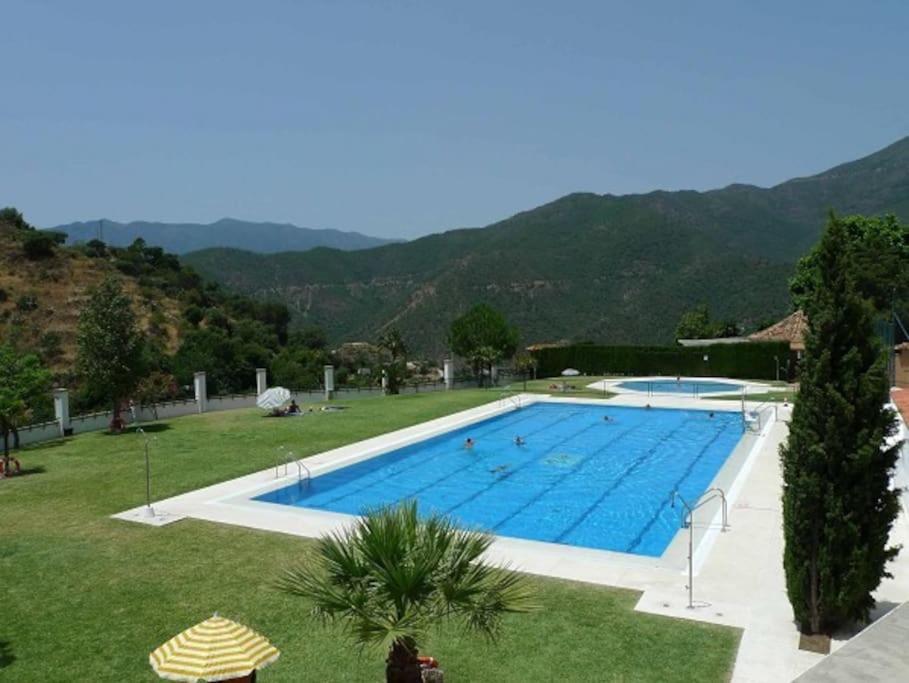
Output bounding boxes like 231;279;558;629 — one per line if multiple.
794;602;909;682
893;387;909;422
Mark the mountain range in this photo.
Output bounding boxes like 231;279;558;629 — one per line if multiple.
179;137;909;355
50;218;399;254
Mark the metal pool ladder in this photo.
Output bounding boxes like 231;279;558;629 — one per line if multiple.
275;446;312;485
669;487;729;609
499;392;523;410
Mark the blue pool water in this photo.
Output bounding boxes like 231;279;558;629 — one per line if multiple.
618;379;741;395
254;403;744;557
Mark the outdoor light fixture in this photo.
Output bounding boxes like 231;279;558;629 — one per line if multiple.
136;427;155;518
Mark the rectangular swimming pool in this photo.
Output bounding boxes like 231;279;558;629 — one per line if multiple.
254;403;745;557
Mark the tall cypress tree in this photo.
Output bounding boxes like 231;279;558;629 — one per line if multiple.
781;215;902;634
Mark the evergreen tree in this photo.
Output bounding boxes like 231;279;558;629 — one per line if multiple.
780;215;902;634
76;277;144;431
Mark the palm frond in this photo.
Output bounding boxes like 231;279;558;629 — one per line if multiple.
275;500;536;654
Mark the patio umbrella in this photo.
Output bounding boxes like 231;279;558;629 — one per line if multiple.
561;368;581;376
150;615;280;682
256;386;291;411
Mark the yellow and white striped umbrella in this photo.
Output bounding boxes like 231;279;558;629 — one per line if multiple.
150;615;280;682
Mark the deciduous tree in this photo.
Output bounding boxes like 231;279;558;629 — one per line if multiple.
449;304;518;386
377;327;408;394
76;277;144;431
0;345;51;474
789;214;908;316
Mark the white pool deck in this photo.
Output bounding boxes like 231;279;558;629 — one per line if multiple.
113;384;909;683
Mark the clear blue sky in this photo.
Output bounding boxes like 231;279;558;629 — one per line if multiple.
3;1;907;238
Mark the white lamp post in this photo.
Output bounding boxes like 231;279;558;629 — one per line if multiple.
136;427;155;518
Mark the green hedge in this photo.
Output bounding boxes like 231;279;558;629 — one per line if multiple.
533;341;790;381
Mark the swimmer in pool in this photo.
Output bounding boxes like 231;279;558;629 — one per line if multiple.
603;415;613;422
464;438;475;449
514;436;525;446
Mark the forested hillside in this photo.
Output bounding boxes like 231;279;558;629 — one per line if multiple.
183;137;909;355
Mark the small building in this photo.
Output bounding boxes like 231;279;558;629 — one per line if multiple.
895;342;909;388
747;310;808;380
748;310;808;353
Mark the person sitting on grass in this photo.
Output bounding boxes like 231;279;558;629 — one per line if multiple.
287;400;301;415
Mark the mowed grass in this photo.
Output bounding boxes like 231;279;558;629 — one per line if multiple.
714;390;796;403
1;390;740;682
509;375;616;399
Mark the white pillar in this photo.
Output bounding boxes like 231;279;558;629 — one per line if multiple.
256;368;267;395
324;365;335;401
443;359;454;390
53;388;70;437
194;372;208;413
381;370;388;393
491;365;498;385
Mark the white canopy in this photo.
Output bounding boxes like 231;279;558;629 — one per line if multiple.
256;386;292;410
561;368;581;376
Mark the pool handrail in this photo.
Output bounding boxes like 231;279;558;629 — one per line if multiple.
669;487;729;609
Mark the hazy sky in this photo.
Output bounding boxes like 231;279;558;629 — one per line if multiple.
3;1;907;238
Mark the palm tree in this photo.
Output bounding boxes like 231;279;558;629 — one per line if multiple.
277;501;534;683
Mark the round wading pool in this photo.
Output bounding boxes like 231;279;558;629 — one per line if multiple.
617;379;742;395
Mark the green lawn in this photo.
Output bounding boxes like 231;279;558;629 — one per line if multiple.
505;375;616;399
1;390;740;682
714;390;796;403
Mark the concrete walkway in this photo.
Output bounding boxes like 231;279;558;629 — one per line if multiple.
794;602;909;682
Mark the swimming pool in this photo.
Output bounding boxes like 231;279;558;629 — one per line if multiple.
617;379;742;395
254;403;744;557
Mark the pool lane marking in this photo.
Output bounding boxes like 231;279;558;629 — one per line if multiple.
623;422;729;554
552;416;700;544
434;417;615;520
484;422;650;533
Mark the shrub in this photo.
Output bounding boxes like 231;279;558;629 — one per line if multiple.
39;331;63;361
183;305;204;326
22;231;59;259
15;294;38;312
204;308;231;332
0;207;32;230
84;239;107;257
533;341;789;380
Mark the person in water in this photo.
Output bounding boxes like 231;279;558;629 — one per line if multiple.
645;403;652;409
708;411;715;418
464;437;475;449
514;436;526;446
603;414;613;422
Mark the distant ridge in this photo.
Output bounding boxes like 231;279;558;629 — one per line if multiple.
49;217;400;254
